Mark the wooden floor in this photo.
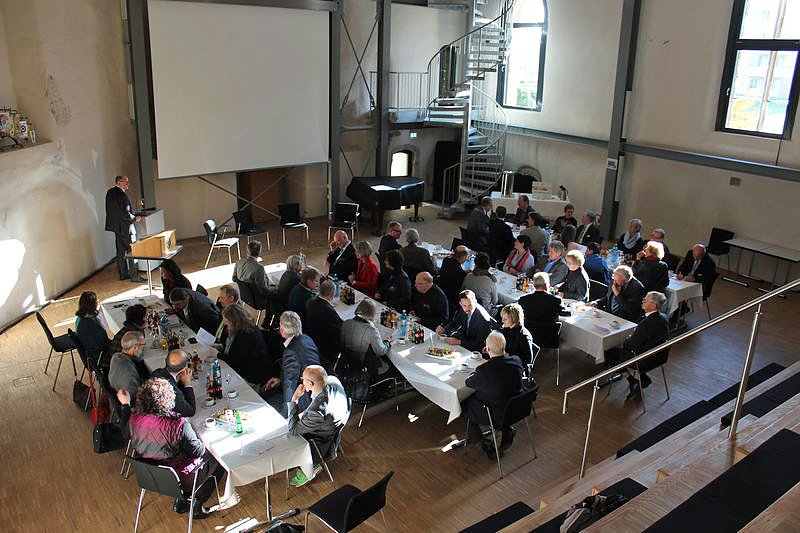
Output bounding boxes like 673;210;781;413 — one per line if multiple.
1;204;798;532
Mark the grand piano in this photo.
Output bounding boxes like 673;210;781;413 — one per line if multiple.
346;176;425;233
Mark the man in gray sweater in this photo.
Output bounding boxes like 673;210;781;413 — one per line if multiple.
109;330;148;405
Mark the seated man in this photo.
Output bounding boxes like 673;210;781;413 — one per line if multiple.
467;196;492;248
326;230;357;281
436;289;496;352
576;211;603;245
150;349;197;417
169;287;221;335
263;311;321;416
378;221;403;257
590;265;646;323
519;272;564;328
620;291;670;399
110;303;146;354
411;272;450;331
214;283;240;342
287;365;350;487
650;227;670;256
232;240;271;307
677;243;717;298
616;218;646;256
488;206;515;263
109;331;148;406
459;331;524;456
288;267;320;320
537;240;569;285
400;228;436;275
304;280;342;369
438;245;469;309
513;194;533;226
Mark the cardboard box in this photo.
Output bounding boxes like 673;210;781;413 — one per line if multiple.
130;229;177;258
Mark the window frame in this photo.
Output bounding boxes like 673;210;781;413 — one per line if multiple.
496;0;548;112
716;0;800;140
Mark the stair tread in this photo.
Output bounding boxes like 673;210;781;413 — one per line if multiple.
740;479;800;532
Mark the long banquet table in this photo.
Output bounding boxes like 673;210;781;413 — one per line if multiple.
100;294;312;518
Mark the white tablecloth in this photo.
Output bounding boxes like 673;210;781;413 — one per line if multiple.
100;295;313;499
490;191;570;219
665;276;703;315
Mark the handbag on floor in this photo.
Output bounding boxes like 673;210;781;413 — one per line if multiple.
92;423;126;453
72;380;92;412
560;493;629;532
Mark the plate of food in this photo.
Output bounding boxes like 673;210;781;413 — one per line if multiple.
426;347;457;361
214;408;249;424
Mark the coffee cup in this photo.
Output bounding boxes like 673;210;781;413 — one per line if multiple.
610;320;620;329
460;363;471;372
471;351;482;360
227;390;239;399
204;396;215;407
204;417;215;428
593;310;601;318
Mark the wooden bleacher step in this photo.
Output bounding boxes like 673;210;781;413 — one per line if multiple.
740;479;800;532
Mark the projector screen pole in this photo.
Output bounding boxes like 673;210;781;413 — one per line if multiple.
374;0;391;177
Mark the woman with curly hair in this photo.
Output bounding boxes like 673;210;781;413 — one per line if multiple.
119;378;225;518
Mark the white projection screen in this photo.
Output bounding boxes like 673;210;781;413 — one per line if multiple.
147;1;329;178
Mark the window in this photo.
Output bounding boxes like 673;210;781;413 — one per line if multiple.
717;0;800;138
497;0;547;111
390;150;413;176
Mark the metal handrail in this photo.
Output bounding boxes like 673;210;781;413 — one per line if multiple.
563;276;800;478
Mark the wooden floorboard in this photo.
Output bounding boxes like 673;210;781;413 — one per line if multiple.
1;205;798;532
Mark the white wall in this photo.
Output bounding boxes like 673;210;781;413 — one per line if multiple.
154;174;239;239
0;7;15;106
0;0;138;327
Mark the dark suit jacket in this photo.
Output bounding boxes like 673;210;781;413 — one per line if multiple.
596;277;646;323
437;256;467;306
288;284;315;319
634;258;669;294
465;355;524;414
467;207;491;244
560;268;590;302
400;243;436;275
277;270;301;306
576;223;603;245
377;268;411;311
177;291;221;334
378;234;401;256
677;251;717;298
623;311;669;372
288;376;349;459
488;219;515;262
553;216;578;234
305;297;343;366
411;284;450;331
519;291;563;327
104;186;134;234
327;243;358;280
282;334;322;406
220;328;273;385
443;304;497;352
150;367;197;418
502;325;536;366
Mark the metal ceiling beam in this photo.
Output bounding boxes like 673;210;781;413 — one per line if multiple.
155;0;338;11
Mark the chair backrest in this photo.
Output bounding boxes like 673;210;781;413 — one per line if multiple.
130;457;184;499
343;471;395;532
451;237;470;251
232;209;254;233
236;280;267;311
663;252;681;272
500;386;539;427
589;279;608;302
403;265;422;284
203;219;218;245
35;311;57;347
67;328;92;372
707;227;734;254
459;226;478;248
528;321;561;349
705;271;720;299
196;284;209;297
333;202;359;223
278;203;301;224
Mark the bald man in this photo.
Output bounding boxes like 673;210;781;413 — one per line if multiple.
411;272;449;331
150;349;197;417
677;243;717;298
287;365;349;487
325;230;358;281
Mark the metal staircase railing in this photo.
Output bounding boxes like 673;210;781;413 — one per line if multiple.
562;276;800;480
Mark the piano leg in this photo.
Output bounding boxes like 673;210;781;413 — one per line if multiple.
371;209;386;236
409;201;425;222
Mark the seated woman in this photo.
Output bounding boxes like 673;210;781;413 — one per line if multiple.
348;240;379;298
341;299;391;378
160;258;192;303
74;291;112;368
503;235;536;275
616;218;646;257
634;240;669;294
462;252;498;309
121;379;226;518
558;250;590;302
218;303;273;387
376;249;412;311
499;303;536;367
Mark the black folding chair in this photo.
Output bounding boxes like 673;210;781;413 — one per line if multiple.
202;219;241;269
707;227;734;271
528;321;562;386
335;350;398;429
67;329;97;412
589;279;608;302
195;284;209;297
705;271;720;320
278;203;310;245
450;237;470;251
130;456;220;533
305;471;394;532
233;209;270;250
235;279;269;325
480;388;539;478
607;347;671;414
328;202;360;241
36;311;77;392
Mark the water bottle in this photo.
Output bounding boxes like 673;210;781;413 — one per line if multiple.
158;313;169;338
399;310;408;344
464;252;475;271
333;276;340;298
608;245;621;270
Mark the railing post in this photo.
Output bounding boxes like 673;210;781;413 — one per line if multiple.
579;380;600;479
728;303;764;438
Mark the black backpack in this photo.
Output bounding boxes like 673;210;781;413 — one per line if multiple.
560;493;629;532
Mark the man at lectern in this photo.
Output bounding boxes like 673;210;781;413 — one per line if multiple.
105;175;142;282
